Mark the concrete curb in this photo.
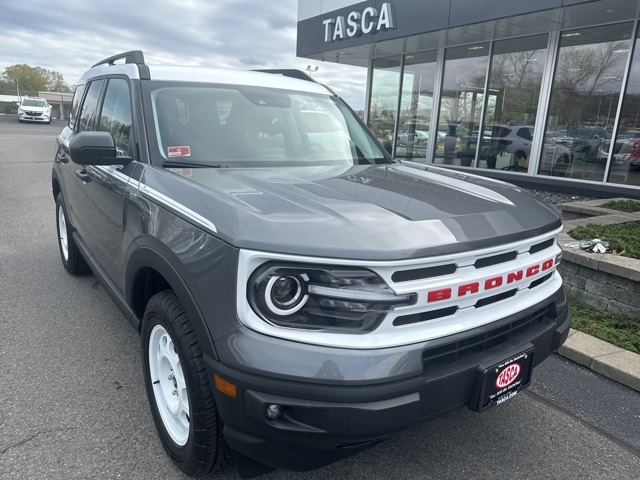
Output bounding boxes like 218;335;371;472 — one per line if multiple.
557;329;640;392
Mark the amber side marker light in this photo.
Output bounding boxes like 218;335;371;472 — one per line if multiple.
214;374;237;398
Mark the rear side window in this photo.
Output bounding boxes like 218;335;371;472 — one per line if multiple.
517;128;532;141
78;79;105;132
69;84;86;129
492;126;511;138
99;78;132;156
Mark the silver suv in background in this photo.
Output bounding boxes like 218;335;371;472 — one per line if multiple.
18;96;52;123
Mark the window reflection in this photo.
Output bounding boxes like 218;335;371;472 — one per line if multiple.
434;43;489;166
478;35;548;171
395;50;437;162
368;57;402;146
540;23;633;180
608;28;640;186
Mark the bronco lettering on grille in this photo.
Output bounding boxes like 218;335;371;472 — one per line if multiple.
427;258;554;303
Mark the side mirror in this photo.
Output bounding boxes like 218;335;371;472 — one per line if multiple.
69;131;133;166
377;137;393;155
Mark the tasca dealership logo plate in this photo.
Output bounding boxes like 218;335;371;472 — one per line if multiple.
496;363;522;389
470;347;535;412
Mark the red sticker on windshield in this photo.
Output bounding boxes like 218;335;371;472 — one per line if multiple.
168;146;191;157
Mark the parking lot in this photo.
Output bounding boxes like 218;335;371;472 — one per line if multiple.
0;115;639;479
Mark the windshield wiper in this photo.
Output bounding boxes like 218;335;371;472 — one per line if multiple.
162;160;231;169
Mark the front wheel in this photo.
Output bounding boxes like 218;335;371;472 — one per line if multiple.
142;291;231;476
55;192;89;275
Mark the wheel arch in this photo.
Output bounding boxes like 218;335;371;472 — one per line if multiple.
126;241;219;361
52;170;61;202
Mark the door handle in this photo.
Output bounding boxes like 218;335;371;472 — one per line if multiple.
75;169;91;182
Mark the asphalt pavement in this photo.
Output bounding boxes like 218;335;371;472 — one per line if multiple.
0;116;638;479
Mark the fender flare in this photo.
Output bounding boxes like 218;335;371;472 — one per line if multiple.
125;239;219;361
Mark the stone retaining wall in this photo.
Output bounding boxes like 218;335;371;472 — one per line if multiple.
557;199;640;316
559;262;640;316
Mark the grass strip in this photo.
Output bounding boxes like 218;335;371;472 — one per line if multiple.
600;200;640;213
569;297;640;354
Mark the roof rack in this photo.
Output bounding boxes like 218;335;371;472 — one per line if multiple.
92;50;150;80
92;50;145;68
255;69;317;83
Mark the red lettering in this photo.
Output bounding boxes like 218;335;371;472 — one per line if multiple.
526;265;540;277
458;282;479;297
507;270;523;283
542;259;554;271
428;289;451;302
485;276;503;290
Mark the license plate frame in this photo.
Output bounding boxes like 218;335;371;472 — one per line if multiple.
468;345;535;412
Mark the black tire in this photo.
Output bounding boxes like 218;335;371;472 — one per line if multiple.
55;192;90;275
142;291;231;476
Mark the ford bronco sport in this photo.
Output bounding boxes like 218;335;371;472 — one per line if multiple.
52;51;570;478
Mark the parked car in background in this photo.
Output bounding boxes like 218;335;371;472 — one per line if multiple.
18;96;52;124
539;135;573;175
552;125;608;156
487;124;534;160
611;137;640;169
396;128;428;146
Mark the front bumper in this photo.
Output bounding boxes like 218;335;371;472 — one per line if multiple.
208;286;570;472
19;112;50;122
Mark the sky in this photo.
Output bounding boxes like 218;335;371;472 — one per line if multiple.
0;0;368;109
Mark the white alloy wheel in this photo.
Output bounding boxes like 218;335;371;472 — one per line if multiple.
58;204;69;261
148;324;190;446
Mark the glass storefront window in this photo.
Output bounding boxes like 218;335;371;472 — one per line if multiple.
434;43;490;166
477;35;548;172
540;23;633;180
608;27;640;187
395;50;438;162
368;56;402;146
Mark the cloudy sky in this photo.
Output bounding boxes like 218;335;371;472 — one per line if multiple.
0;0;368;109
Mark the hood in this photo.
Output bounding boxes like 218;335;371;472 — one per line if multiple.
150;163;561;260
20;105;49;112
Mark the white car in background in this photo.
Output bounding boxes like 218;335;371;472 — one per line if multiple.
488;125;534;159
18;97;52;124
396;128;428;146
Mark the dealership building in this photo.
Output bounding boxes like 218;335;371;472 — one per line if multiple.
297;0;640;197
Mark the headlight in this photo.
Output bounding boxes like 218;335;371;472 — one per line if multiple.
248;263;415;332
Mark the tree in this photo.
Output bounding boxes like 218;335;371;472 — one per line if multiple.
0;64;71;95
36;67;70;92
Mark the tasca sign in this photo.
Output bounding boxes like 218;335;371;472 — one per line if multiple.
322;3;396;42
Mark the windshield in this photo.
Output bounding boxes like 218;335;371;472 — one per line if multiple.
22;99;47;107
143;82;388;168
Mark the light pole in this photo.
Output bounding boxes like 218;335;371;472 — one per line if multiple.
306;65;318;77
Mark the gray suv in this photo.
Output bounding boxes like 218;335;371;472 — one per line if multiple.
52;51;570;478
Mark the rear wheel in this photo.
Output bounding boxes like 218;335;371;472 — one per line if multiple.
55;192;89;275
142;291;231;476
